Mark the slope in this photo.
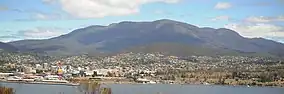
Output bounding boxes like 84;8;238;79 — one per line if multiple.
8;19;284;57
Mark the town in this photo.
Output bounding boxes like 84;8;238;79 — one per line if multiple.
0;52;284;87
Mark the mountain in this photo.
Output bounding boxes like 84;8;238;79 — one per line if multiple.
0;42;18;52
8;19;284;57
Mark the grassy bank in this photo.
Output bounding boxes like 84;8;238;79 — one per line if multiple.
77;80;112;94
0;80;112;94
0;86;14;94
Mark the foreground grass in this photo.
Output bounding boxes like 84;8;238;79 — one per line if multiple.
0;86;14;94
76;80;112;94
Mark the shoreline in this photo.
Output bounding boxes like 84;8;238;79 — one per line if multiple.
0;80;79;86
1;80;283;88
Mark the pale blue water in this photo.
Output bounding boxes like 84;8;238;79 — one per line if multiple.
1;82;284;94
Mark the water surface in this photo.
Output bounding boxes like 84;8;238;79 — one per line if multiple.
1;82;283;94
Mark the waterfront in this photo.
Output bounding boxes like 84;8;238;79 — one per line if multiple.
1;82;284;94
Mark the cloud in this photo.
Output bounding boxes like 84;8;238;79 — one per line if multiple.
245;16;284;23
265;36;284;43
211;15;230;21
278;16;284;21
17;27;67;39
42;0;57;4
214;2;232;9
33;13;62;20
225;23;284;38
13;12;65;21
0;36;19;39
0;27;68;42
245;16;271;23
0;35;20;42
47;0;180;18
35;13;50;20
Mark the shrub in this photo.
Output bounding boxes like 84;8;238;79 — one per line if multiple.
77;80;112;94
0;86;14;94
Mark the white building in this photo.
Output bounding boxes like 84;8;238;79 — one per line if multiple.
43;63;49;69
35;64;42;69
85;71;94;76
93;69;110;76
24;67;36;73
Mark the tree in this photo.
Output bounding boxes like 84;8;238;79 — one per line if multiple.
107;72;114;77
232;72;238;79
189;74;194;78
204;77;208;82
171;75;176;81
155;70;165;75
78;81;111;94
258;73;273;82
92;71;98;77
181;73;187;78
36;69;43;74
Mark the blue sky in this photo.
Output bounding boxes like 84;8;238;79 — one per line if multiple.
0;0;284;42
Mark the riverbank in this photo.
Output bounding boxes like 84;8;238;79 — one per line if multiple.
2;82;284;94
1;78;283;88
68;77;284;88
0;80;282;88
0;80;79;86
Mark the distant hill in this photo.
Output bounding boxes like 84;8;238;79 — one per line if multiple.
8;19;284;57
121;42;274;57
0;42;18;52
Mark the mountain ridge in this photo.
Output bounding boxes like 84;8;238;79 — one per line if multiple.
8;19;284;57
0;42;18;52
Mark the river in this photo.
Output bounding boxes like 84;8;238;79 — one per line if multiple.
1;82;284;94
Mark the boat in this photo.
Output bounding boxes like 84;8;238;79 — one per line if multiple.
2;75;79;86
30;82;79;86
7;76;22;81
149;81;157;84
247;85;250;87
42;76;69;83
41;79;69;83
22;78;35;82
202;82;211;85
136;78;150;83
21;76;37;82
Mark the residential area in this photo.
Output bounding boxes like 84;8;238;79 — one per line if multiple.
0;52;283;87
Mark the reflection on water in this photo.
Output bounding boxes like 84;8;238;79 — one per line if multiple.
1;82;284;94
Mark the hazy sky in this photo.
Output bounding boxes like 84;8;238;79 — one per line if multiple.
0;0;283;42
